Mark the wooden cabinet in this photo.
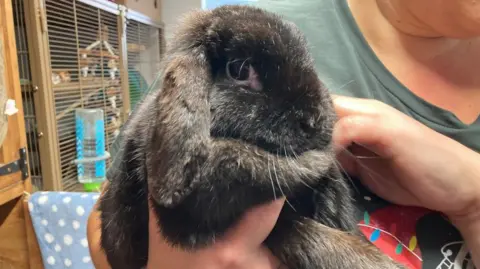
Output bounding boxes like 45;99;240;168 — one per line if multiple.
0;1;43;269
0;0;164;267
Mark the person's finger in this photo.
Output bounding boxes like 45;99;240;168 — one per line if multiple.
331;95;384;119
336;149;359;176
224;198;285;249
333;115;395;158
146;202;195;269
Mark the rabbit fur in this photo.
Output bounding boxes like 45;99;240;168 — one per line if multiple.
99;5;405;269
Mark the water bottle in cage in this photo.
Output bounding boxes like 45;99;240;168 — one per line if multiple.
73;108;110;191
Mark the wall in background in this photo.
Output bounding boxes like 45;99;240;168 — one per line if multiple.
161;0;201;41
161;0;258;42
113;0;162;22
202;0;257;9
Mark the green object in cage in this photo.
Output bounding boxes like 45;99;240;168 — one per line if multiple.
128;68;149;108
83;182;102;192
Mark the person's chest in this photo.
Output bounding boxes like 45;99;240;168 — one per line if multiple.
405;77;480;126
371;40;480;125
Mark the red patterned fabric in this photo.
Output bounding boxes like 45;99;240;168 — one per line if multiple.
358;206;432;269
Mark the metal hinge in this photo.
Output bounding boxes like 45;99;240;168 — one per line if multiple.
0;148;29;180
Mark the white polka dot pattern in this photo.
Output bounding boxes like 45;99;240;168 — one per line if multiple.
29;192;99;269
72;220;80;230
38;195;48;205
62;196;72;204
44;233;54;244
63;234;73;246
81;238;88;248
76;206;85;216
47;256;55;265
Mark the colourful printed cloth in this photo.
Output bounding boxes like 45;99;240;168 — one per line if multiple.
352;179;476;269
28;191;99;269
358;205;430;268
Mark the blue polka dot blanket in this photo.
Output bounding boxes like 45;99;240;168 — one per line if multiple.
28;191;99;269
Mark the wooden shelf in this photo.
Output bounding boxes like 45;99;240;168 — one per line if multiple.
78;48;119;59
52;79;120;91
55;87;105;121
127;43;146;53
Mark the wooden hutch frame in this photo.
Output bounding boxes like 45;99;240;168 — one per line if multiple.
21;0;165;191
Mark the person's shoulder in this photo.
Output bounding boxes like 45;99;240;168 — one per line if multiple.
251;0;337;31
251;0;334;13
252;0;371;95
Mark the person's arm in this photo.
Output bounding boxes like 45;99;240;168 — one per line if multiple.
452;215;480;267
87;181;112;269
449;154;480;268
332;95;480;268
87;180;286;269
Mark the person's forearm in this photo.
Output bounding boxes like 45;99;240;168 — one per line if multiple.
87;203;112;269
452;216;480;268
87;180;112;269
451;154;480;268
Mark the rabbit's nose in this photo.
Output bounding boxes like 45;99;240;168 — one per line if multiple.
298;118;317;137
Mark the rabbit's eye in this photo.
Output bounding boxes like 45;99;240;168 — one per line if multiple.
226;59;251;81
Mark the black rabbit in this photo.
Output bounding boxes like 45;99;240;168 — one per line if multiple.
99;5;405;269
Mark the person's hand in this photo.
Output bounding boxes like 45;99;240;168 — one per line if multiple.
331;95;480;222
146;198;286;269
87;181;286;269
331;95;480;267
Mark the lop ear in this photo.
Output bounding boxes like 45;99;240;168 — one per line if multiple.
146;44;214;208
99;102;152;269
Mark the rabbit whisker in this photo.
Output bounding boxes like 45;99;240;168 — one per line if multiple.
289;145;315;191
332;79;355;92
335;144;386;191
267;155;277;200
334;159;360;195
273;152;296;212
281;145;294;194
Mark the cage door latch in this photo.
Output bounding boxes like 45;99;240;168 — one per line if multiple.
0;148;29;180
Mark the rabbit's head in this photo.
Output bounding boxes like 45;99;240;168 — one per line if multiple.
159;5;335;158
132;5;338;208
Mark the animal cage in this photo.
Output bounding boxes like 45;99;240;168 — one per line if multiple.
13;0;164;191
126;18;163;109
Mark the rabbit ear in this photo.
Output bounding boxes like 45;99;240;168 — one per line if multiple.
99;108;151;268
98;14;216;262
146;42;214;208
